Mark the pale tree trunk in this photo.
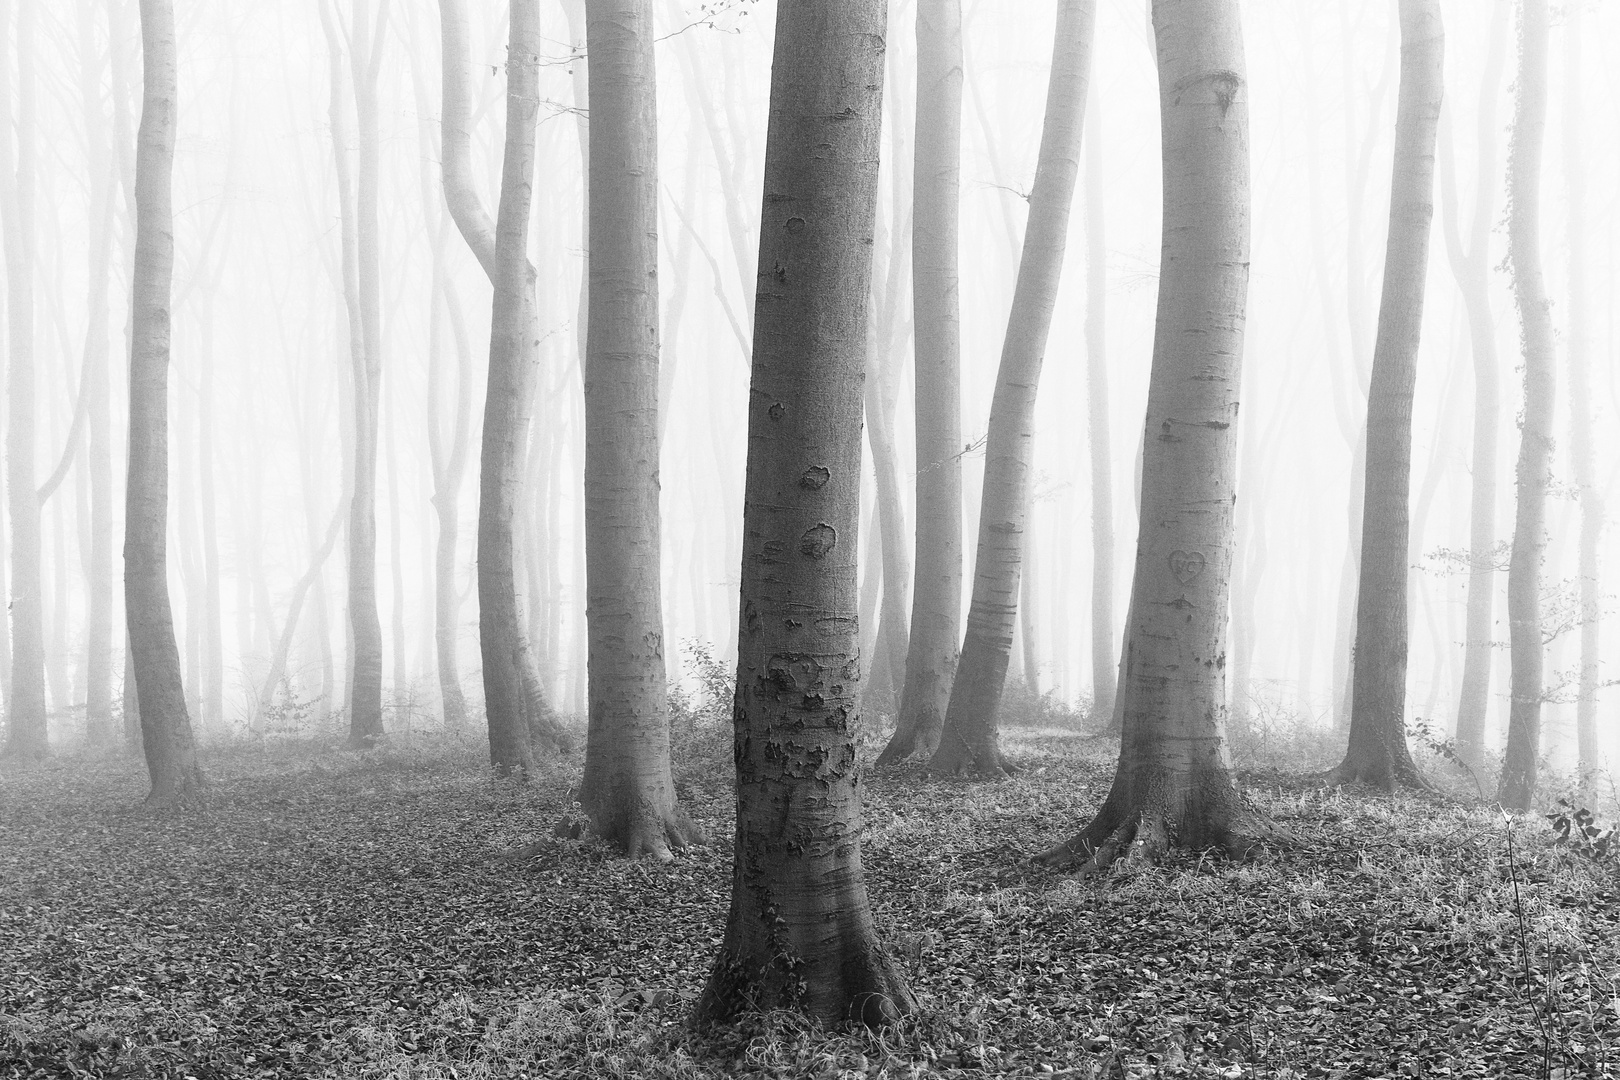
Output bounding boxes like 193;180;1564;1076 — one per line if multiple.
577;0;700;859
1;0;47;761
695;0;914;1027
1498;0;1553;813
128;0;200;805
881;0;963;765
1328;0;1442;791
1438;0;1506;769
1083;85;1115;725
927;0;1095;778
1562;5;1602;778
1039;0;1276;874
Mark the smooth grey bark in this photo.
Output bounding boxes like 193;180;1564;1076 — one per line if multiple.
927;0;1095;778
1498;0;1553;813
1327;0;1442;792
127;0;200;806
1438;0;1506;769
577;0;700;860
1083;85;1115;725
1039;0;1276;874
1;0;46;761
694;0;914;1027
881;0;963;766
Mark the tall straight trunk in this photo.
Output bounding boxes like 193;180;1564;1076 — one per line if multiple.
577;0;699;859
385;383;408;705
882;0;963;765
1439;0;1506;768
1498;0;1553;813
695;0;913;1027
1;0;47;760
863;323;910;718
1562;5;1601;777
1019;498;1039;694
1328;0;1442;790
127;0;200;805
430;238;473;729
1039;0;1275;874
927;0;1095;778
198;322;222;729
1083;85;1115;724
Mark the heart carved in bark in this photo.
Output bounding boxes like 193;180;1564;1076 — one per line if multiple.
1168;549;1207;585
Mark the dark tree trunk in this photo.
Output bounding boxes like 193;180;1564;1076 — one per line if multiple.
694;0;914;1027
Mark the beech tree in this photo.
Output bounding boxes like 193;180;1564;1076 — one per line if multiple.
127;0;201;805
1039;0;1275;873
577;0;700;859
1327;0;1443;791
695;0;914;1025
1082;86;1115;725
927;0;1095;778
1498;0;1553;813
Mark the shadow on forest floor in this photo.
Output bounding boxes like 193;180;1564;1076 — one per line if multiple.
2;726;1617;1078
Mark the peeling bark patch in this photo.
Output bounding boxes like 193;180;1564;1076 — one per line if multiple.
1168;550;1207;584
768;402;785;420
799;466;831;490
798;523;837;559
785;216;807;234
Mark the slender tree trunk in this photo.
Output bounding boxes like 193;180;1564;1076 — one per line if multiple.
1083;86;1115;725
431;248;473;729
1327;0;1442;791
1438;0;1506;769
127;0;200;806
863;325;911;720
1498;0;1553;813
927;0;1095;778
1039;0;1276;874
577;0;699;859
1;0;47;761
1562;5;1602;778
881;0;963;765
695;0;913;1026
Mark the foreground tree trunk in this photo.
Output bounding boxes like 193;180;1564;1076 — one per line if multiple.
577;0;699;859
1039;0;1275;874
1327;0;1442;791
879;0;963;766
127;0;201;806
1497;0;1553;813
694;0;914;1027
927;0;1095;778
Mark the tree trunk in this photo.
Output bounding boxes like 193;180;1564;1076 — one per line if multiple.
694;0;913;1027
1561;5;1602;778
577;0;700;860
1039;0;1276;874
127;0;201;806
881;0;963;766
1438;0;1506;770
431;245;474;729
1;0;47;761
1083;85;1115;725
1498;0;1553;813
1327;0;1442;791
927;0;1095;778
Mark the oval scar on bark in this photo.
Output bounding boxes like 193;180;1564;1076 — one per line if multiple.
799;523;837;559
799;466;831;490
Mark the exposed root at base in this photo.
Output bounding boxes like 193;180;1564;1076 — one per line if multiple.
873;723;939;769
1319;759;1432;794
557;804;706;863
1034;808;1282;877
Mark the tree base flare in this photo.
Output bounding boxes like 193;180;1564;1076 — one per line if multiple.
572;804;705;863
693;944;916;1029
1321;755;1431;794
925;734;1016;779
1035;802;1281;877
873;719;938;768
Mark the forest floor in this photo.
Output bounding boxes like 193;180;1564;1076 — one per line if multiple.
2;717;1617;1080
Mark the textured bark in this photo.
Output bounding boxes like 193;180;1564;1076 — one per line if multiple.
1083;86;1115;725
577;0;699;860
1327;0;1442;792
1498;0;1553;813
127;0;201;807
1039;0;1275;875
694;0;914;1027
927;0;1095;778
882;0;963;765
1438;0;1506;769
1;0;47;761
1561;6;1602;777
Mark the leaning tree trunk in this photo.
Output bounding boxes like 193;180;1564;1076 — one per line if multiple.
879;0;963;766
0;0;47;761
1083;85;1115;725
1327;0;1442;791
1038;0;1276;874
577;0;700;860
127;0;201;806
1498;0;1553;813
1562;4;1602;777
926;0;1095;778
1439;0;1506;770
694;0;914;1027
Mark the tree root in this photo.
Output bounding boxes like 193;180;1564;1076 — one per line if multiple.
1319;757;1432;793
1035;807;1281;877
873;720;937;768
